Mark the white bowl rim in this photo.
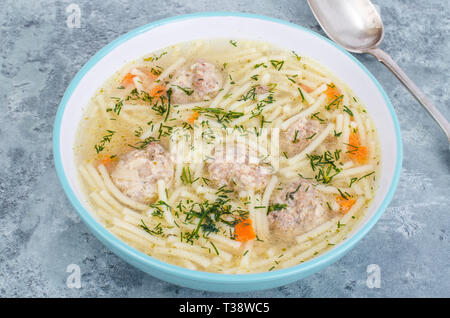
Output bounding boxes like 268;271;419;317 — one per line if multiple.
53;12;403;285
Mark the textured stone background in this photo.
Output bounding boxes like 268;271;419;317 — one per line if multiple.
0;0;448;297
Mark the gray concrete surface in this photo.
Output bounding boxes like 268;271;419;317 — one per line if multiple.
0;0;448;297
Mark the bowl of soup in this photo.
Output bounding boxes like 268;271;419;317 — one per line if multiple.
53;13;402;292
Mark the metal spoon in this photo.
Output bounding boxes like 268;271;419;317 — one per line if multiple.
307;0;450;143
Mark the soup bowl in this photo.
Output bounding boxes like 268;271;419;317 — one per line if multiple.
53;12;402;292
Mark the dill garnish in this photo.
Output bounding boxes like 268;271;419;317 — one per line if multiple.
268;203;288;214
140;220;164;236
306;150;342;184
286;76;296;83
349;177;358;187
358;171;375;181
193;107;244;125
179;193;246;244
254;63;268;69
134;127;143;137
292;50;302;61
210;241;219;255
94;130;115;154
343;105;354;116
337;188;349;200
180;166;199;184
325;95;343;110
311;112;325;121
128;136;159;150
174;85;194;96
285;184;302;200
229;74;235;85
298;87;305;102
270;60;284;71
144;51;167;62
293;130;299;143
238;86;257;101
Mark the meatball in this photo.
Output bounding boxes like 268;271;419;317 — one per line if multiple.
207;144;271;193
280;118;320;157
268;180;330;241
110;143;173;203
170;59;223;104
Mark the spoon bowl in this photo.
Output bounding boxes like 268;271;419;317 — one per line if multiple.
308;0;384;53
308;0;450;143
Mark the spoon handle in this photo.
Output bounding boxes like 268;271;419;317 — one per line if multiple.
367;47;450;144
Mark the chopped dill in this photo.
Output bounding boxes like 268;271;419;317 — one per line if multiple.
193;107;244;125
298;87;305;102
254;63;268;69
285;184;302;200
293;130;299;143
325;94;343;110
270;59;284;71
144;51;167;62
311;112;325;122
180;166;199;184
337;188;349;200
94;130;115;154
238;86;257;101
268;203;288;214
140;220;164;236
292;50;302;61
343;105;354;116
210;241;219;255
174;85;194;96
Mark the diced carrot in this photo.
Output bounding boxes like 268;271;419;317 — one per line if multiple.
150;85;166;98
348;143;368;164
300;83;313;93
187;111;199;125
324;83;341;100
336;196;356;214
348;131;360;146
234;218;256;242
347;132;368;164
121;73;136;86
99;156;115;167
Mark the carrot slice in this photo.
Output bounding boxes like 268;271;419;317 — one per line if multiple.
121;73;136;86
347;132;368;164
300;83;313;93
234;218;256;242
324;83;341;100
348;145;368;164
348;131;360;146
150;85;166;98
336;196;356;214
187;111;199;125
99;156;114;167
